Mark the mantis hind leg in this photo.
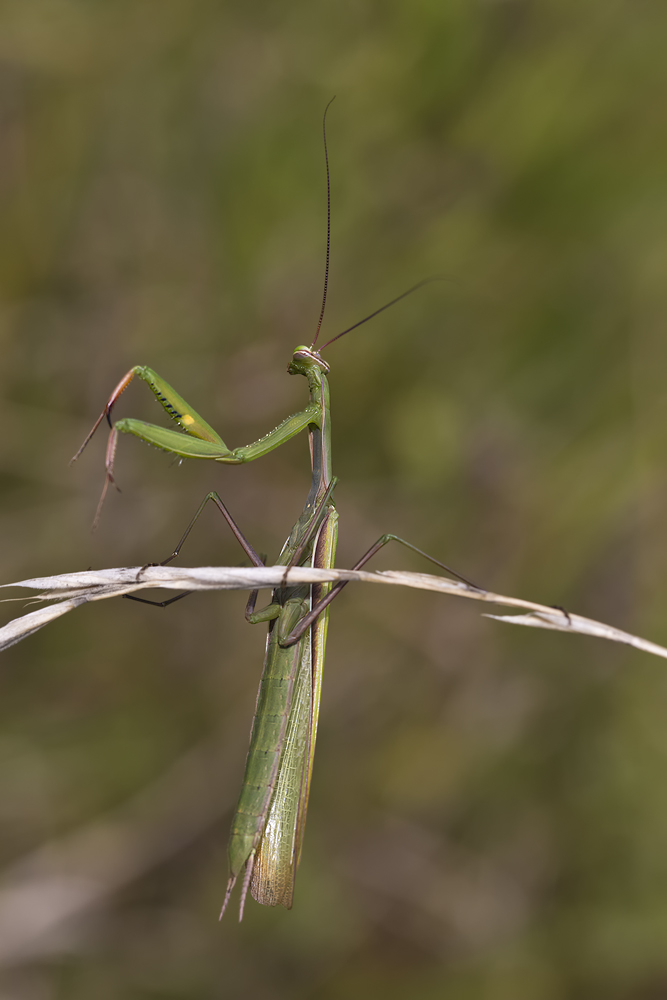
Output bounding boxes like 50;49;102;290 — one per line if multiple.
124;591;193;608
124;491;264;609
143;491;263;569
281;535;483;646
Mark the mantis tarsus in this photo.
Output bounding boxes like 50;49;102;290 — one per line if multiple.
72;105;475;920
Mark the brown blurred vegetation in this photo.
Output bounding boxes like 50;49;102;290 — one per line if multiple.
2;1;667;997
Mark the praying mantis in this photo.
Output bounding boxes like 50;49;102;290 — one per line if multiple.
72;104;474;920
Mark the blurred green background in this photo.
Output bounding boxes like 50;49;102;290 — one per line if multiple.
2;1;667;997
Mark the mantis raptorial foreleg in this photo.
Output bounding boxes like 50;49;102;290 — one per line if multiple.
72;364;322;528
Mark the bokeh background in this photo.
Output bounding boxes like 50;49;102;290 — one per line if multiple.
2;2;667;997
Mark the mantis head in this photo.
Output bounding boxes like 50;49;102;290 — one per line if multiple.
289;346;331;377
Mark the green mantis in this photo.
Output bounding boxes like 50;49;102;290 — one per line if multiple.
72;108;473;920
